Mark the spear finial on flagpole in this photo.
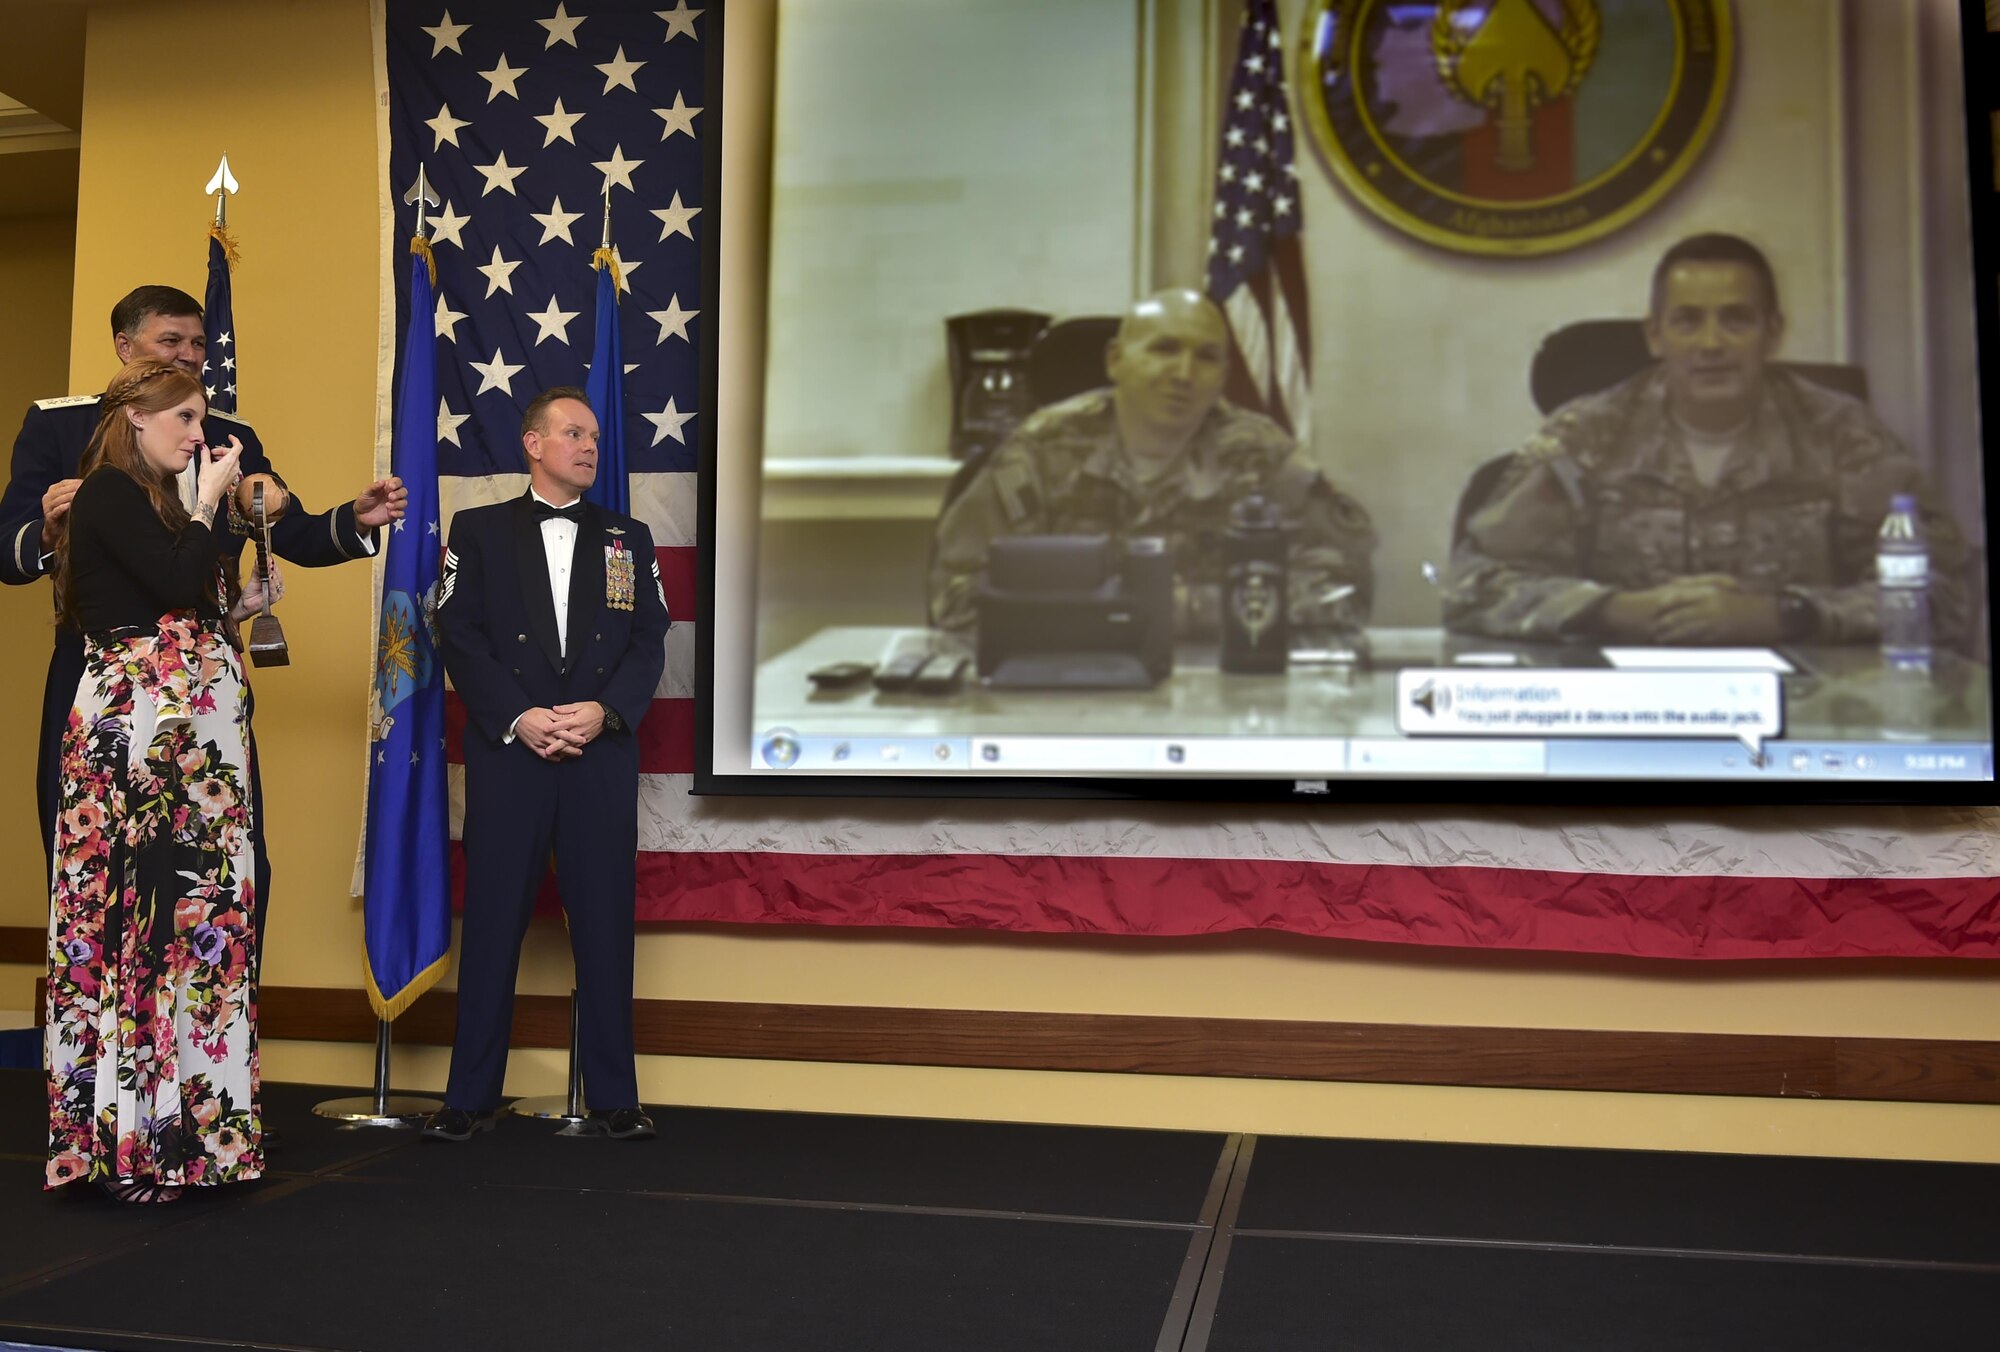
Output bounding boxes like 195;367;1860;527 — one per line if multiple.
402;164;440;240
403;166;442;285
592;186;621;289
204;153;240;229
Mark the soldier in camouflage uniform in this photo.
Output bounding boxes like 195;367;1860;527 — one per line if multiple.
1446;234;1966;649
929;289;1375;644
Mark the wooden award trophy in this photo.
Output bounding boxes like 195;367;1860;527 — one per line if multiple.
239;475;290;667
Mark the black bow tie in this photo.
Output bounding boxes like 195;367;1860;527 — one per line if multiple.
532;500;584;525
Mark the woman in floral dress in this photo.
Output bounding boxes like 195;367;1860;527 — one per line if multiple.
44;359;277;1203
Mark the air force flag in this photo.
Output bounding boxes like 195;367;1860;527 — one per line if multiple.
362;238;452;1020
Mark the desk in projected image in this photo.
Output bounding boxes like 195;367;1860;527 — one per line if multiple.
749;627;1993;782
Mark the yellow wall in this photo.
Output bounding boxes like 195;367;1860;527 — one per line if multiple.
0;210;76;1005
0;0;386;993
0;214;75;425
2;0;1996;1164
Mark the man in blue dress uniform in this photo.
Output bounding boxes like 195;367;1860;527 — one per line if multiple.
423;387;669;1143
0;284;407;923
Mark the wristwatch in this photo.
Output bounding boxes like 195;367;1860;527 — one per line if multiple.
602;705;625;734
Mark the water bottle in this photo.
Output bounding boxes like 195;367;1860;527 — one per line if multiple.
1220;494;1288;674
1877;493;1931;671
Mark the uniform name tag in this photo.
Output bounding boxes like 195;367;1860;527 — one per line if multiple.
606;539;636;611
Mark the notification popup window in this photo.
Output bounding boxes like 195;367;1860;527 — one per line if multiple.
1398;670;1782;762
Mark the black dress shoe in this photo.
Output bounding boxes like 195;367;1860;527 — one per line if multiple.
588;1107;656;1140
421;1107;497;1142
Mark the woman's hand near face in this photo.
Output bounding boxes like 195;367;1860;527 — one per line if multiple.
197;436;245;512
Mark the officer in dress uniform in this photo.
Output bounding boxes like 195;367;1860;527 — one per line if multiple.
0;285;408;926
422;387;670;1143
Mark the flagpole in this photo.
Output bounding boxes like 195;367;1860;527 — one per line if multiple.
507;988;593;1134
201;155;242;418
315;164;446;1128
583;188;631;515
312;1017;442;1127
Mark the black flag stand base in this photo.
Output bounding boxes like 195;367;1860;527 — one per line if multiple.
312;1017;442;1127
509;988;593;1137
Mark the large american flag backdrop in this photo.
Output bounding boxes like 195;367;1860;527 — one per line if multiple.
379;0;701;908
376;1;2000;963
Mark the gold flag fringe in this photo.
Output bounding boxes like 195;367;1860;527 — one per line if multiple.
364;946;450;1023
411;234;438;289
591;244;622;290
208;224;241;269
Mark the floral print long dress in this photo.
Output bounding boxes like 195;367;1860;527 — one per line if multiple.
46;611;262;1190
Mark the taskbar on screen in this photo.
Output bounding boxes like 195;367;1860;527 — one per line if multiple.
749;733;1994;782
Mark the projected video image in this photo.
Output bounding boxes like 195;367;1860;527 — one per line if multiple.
723;0;1995;793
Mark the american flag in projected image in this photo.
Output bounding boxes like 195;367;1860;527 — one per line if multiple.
383;1;703;896
1206;0;1312;442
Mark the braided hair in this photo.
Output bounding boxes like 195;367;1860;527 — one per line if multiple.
54;360;208;628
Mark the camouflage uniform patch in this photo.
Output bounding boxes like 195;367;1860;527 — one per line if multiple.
1443;368;1968;648
929;390;1376;642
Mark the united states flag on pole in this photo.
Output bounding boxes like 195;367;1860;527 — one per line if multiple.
202;226;240;415
1206;0;1312;442
381;0;702;901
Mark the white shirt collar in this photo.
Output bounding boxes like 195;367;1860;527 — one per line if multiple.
529;487;584;511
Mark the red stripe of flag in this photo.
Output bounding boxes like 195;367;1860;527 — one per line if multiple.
444;692;466;762
1221;287;1269;415
1271;236;1312;371
450;845;2000;961
1245;267;1276;407
656;544;697;623
627;850;2000;961
638;696;696;773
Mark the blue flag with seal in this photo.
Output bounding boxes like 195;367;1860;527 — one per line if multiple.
363;235;452;1020
583;244;630;516
202;226;239;415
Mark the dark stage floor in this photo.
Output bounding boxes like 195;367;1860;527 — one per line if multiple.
0;1069;1994;1351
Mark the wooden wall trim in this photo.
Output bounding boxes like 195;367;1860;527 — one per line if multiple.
0;923;39;967
254;984;2000;1107
6;926;1996;1105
